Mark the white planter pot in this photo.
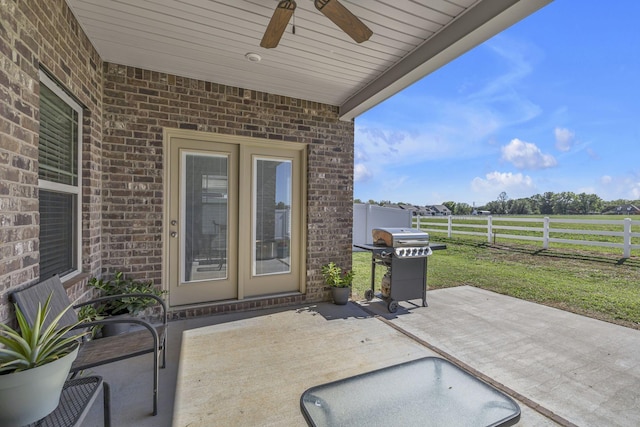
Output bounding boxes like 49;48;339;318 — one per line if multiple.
0;344;78;426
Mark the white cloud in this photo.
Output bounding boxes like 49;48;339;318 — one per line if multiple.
590;174;640;201
471;171;535;195
472;37;537;100
554;127;575;152
501;138;557;170
354;163;372;182
355;105;502;169
626;176;640;200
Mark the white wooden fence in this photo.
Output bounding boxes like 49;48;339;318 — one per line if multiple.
414;216;640;258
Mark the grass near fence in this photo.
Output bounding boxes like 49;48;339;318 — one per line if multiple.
351;236;640;330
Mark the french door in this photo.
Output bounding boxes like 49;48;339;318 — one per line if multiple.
166;131;306;306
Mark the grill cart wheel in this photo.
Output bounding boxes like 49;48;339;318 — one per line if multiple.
388;300;398;313
365;289;374;301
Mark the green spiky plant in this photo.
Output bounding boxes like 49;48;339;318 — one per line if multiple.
0;294;86;374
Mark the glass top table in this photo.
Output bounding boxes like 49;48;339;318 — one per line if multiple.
300;357;520;427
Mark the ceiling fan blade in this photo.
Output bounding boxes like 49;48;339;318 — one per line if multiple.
314;0;372;43
260;1;296;48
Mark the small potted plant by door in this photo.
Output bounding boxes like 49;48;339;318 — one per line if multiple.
0;294;87;426
89;271;166;336
322;262;355;305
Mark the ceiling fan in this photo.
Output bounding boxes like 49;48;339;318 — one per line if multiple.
260;0;373;48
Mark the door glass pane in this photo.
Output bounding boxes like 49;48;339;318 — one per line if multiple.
254;158;292;276
182;153;228;282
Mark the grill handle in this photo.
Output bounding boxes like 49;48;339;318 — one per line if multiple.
395;239;430;247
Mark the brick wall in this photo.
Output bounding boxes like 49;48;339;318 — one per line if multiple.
0;0;103;323
1;0;354;323
101;64;354;307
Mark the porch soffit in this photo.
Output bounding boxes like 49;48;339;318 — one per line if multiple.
65;0;552;121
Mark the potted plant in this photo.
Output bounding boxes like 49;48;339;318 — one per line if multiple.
0;294;87;426
88;271;166;336
321;262;355;305
77;304;104;340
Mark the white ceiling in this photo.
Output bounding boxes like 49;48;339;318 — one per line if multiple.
65;0;552;120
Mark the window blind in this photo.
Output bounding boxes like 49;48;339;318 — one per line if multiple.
39;84;78;186
39;190;76;279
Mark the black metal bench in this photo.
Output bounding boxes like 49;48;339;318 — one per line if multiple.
11;275;167;416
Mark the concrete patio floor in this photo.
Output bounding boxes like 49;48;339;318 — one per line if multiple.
80;286;640;426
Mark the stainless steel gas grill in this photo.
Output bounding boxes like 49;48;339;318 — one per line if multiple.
355;227;444;313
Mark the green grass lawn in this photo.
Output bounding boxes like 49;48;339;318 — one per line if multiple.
352;238;640;329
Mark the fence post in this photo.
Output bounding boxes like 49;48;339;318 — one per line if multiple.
448;215;453;238
416;215;421;230
487;215;493;243
623;218;631;258
543;217;550;249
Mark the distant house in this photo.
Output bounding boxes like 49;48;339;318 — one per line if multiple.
398;203;422;216
381;203;426;216
422;206;437;216
413;206;433;216
427;205;452;216
607;204;640;215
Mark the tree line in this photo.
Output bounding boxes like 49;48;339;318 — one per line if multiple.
356;192;640;216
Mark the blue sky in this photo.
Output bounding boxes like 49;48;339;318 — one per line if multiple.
354;1;640;207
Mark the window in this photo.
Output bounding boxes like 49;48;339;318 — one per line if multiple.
253;157;292;276
38;70;82;280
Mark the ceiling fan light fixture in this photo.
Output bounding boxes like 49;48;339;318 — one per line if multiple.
245;52;262;62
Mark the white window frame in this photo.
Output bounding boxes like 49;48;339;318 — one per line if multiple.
38;70;83;281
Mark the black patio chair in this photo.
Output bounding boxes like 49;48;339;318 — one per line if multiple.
10;274;167;416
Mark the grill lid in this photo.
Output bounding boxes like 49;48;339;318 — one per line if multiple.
372;227;429;247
